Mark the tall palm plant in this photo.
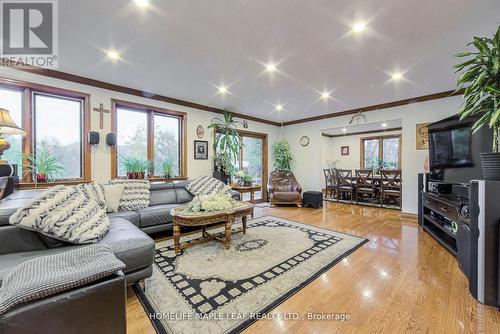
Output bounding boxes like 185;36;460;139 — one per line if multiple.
455;25;500;149
455;25;500;179
208;109;244;176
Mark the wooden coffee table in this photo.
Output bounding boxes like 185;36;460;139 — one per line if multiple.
230;184;261;204
170;202;254;254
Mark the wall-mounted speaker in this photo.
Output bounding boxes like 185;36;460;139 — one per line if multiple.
106;133;116;146
88;131;100;145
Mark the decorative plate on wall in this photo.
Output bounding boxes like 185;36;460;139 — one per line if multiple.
300;136;310;147
196;125;205;139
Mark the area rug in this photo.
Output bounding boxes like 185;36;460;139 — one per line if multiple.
134;216;367;334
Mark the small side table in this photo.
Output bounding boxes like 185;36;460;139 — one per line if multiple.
230;184;261;203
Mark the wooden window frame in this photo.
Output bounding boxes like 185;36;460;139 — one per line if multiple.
0;77;91;188
111;99;187;180
360;134;402;169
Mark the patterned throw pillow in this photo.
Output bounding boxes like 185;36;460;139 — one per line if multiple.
9;183;110;244
185;176;231;196
108;179;150;211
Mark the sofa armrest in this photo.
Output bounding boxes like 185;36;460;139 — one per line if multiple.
0;272;126;334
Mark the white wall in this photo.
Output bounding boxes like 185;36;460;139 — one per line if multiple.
285;97;462;214
0;68;281;183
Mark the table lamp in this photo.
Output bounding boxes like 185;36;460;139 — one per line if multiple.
0;108;25;165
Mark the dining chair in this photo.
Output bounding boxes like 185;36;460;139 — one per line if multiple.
355;169;377;206
323;169;336;199
335;169;355;203
380;170;402;209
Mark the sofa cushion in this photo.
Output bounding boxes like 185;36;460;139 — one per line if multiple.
107;211;140;227
108;179;150;211
102;184;125;213
273;191;301;202
175;188;194;204
0;219;154;285
137;204;178;228
97;218;154;275
149;182;177;206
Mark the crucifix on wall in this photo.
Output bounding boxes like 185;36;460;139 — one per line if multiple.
92;103;110;129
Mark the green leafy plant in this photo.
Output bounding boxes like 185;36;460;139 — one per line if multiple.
162;160;174;178
272;139;294;171
120;156;152;179
23;146;64;182
455;25;500;151
208;109;244;175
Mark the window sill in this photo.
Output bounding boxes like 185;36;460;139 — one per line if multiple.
18;180;90;189
17;176;189;189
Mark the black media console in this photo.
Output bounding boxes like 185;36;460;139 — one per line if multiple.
418;173;500;307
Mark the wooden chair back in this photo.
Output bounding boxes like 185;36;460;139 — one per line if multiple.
323;169;334;187
380;170;402;190
336;169;352;186
355;169;374;188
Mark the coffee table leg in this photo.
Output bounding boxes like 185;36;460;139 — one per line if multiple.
173;224;181;254
202;225;206;238
225;219;232;249
242;215;247;234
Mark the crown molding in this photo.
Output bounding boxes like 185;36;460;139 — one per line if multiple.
3;64;282;127
322;127;402;138
284;90;463;126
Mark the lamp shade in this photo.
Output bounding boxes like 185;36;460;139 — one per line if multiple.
0;108;25;135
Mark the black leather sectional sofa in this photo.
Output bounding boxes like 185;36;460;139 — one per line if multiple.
0;180;239;286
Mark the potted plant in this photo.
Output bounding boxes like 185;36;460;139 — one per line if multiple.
162;160;174;179
455;25;500;180
24;147;64;183
272;139;294;171
121;156;151;179
208;109;244;184
235;170;253;186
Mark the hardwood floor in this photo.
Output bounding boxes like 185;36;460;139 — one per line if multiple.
126;202;500;333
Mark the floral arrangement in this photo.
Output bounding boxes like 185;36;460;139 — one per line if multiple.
185;193;237;213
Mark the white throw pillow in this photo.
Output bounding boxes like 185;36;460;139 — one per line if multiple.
102;184;125;213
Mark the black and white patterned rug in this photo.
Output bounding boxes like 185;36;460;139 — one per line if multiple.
134;216;367;334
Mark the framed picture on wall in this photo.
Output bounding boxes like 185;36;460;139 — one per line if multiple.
194;140;208;160
416;123;430;150
341;146;349;156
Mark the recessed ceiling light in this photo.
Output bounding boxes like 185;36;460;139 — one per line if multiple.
381;122;388;128
352;22;366;33
265;63;277;73
275;104;283;111
134;0;149;8
391;72;403;81
217;85;228;94
342;128;347;132
106;50;120;60
320;91;331;100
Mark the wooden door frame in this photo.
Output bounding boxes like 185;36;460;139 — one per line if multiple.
213;128;268;202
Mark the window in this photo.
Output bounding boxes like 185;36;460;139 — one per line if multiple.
34;94;83;179
112;100;186;178
0;79;90;185
361;135;401;170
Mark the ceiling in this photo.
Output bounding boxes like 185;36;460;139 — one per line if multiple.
322;119;402;136
56;0;500;123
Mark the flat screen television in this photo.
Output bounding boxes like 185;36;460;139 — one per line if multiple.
429;115;492;184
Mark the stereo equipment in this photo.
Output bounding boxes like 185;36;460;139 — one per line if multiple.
468;180;500;307
428;181;452;195
88;131;100;145
106;133;116;146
